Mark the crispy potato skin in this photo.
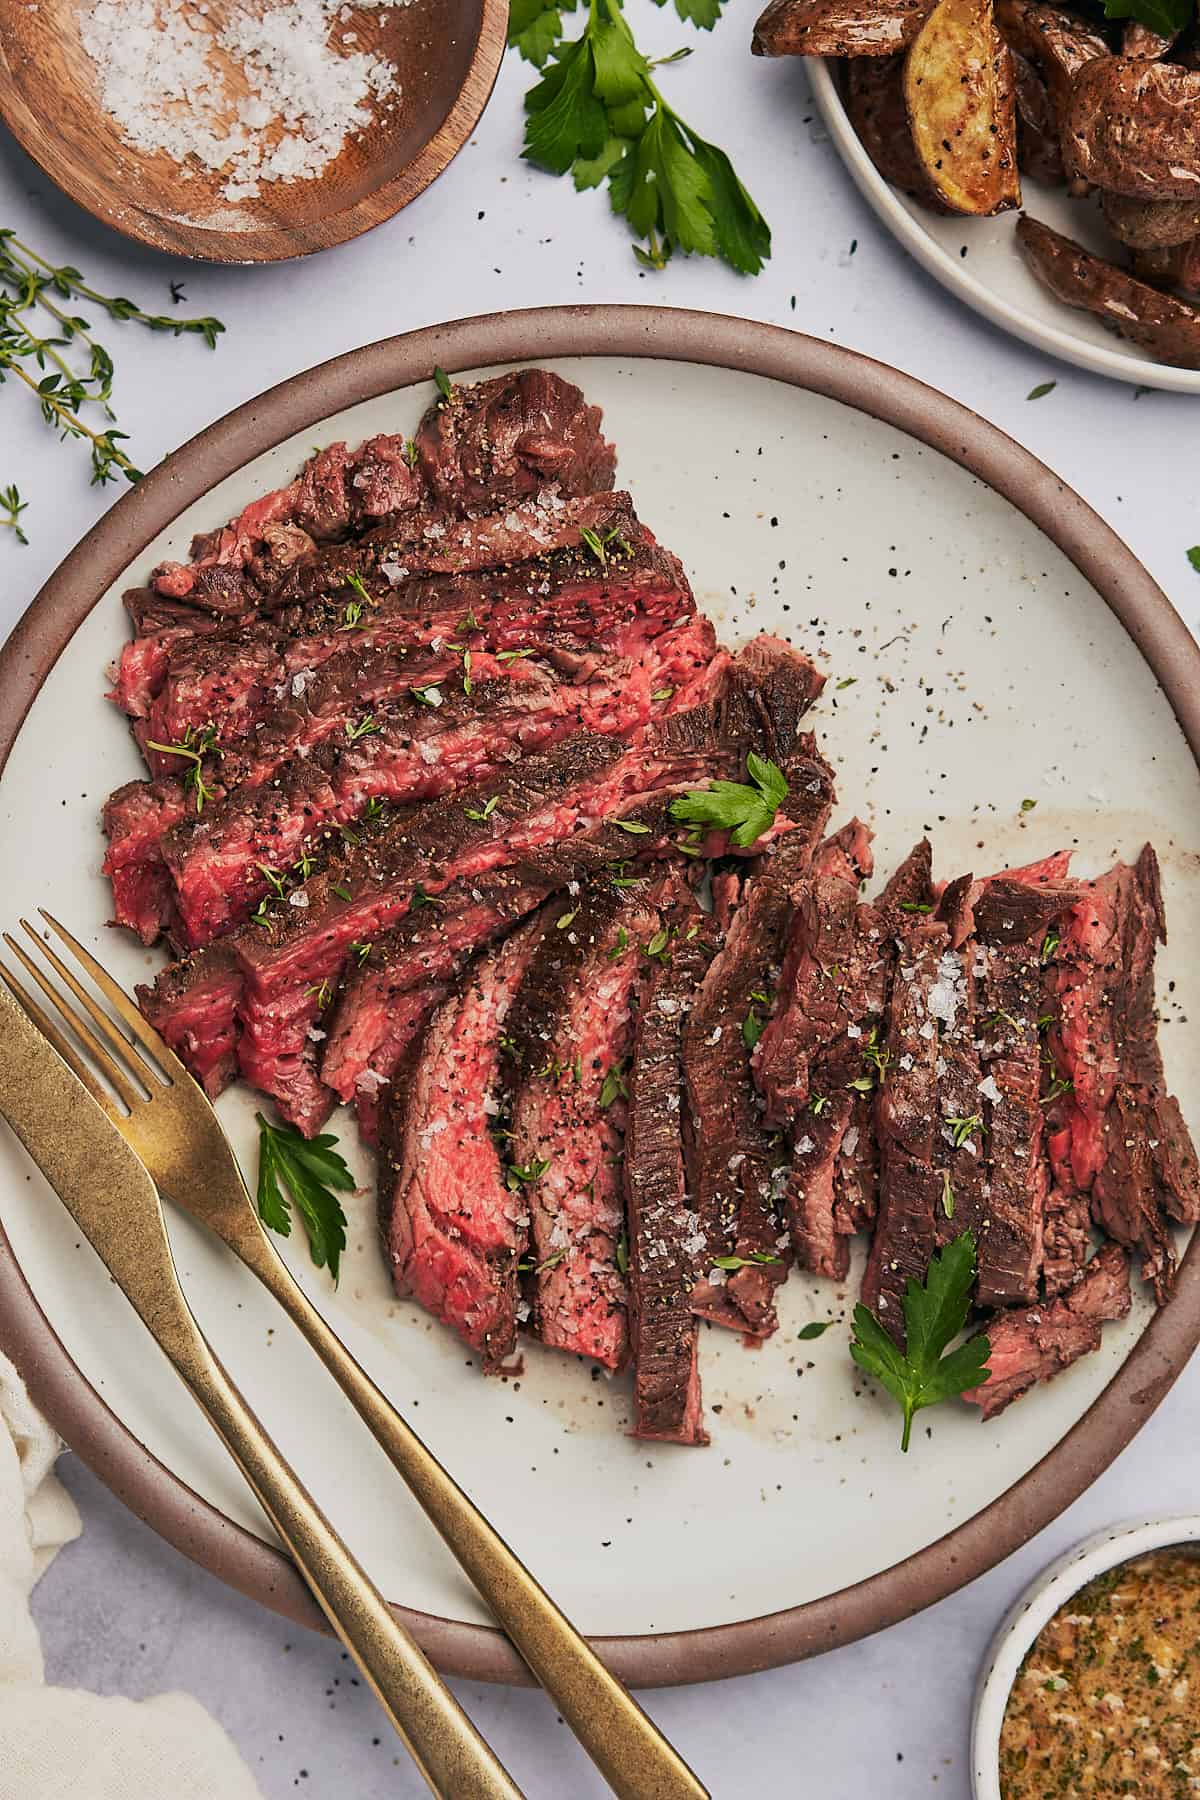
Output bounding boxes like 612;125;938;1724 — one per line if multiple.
1017;213;1200;366
753;0;936;57
905;0;1021;215
1135;235;1200;299
1102;191;1200;249
1065;59;1200;199
995;0;1109;113
1122;19;1177;59
1012;47;1065;184
845;56;955;203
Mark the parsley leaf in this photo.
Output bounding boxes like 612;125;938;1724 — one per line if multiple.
1188;546;1200;574
798;1320;833;1340
670;752;788;848
1100;0;1191;39
849;1230;990;1452
509;0;582;65
255;1113;353;1282
520;0;769;276
650;0;726;23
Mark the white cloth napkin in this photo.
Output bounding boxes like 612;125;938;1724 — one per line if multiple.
0;1351;263;1800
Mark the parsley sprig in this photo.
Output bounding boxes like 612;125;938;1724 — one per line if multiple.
255;1113;353;1282
670;753;788;848
513;0;769;275
850;1231;991;1452
0;231;223;498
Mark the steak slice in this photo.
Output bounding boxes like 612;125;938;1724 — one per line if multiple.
413;367;616;517
963;1242;1132;1419
1046;846;1198;1299
862;917;947;1343
321;792;700;1133
929;935;988;1254
682;762;836;1334
161;618;717;948
752;817;876;1125
625;889;712;1445
973;871;1079;1307
753;820;893;1280
138;942;242;1098
376;915;546;1366
504;886;661;1369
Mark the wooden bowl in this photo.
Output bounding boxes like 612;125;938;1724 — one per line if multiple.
0;0;508;263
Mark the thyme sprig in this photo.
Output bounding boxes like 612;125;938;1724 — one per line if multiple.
0;483;28;544
0;232;223;502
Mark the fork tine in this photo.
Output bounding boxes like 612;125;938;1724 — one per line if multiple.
0;954;116;1113
7;930;146;1111
38;910;189;1084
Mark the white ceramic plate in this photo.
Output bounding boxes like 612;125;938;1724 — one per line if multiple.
1;309;1198;1684
809;59;1200;396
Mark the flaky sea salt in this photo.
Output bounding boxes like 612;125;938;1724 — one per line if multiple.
80;0;409;205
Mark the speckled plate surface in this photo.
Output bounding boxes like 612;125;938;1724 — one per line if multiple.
808;60;1200;396
1;307;1199;1687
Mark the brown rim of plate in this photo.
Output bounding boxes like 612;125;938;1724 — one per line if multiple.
0;0;508;264
0;306;1197;1688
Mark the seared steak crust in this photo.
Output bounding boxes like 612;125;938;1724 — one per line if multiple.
862;919;947;1343
682;763;836;1333
625;891;712;1445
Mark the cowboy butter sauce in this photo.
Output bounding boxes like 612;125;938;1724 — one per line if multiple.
1000;1549;1200;1797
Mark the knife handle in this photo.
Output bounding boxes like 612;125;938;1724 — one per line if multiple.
175;1338;526;1800
242;1236;710;1800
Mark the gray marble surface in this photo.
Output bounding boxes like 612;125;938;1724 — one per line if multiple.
6;1;1200;1792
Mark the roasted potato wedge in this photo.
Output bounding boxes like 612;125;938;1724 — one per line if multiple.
1101;191;1200;249
1135;235;1200;300
904;0;1020;215
1011;48;1064;185
1017;214;1200;368
1065;59;1200;200
752;0;935;57
1122;20;1177;59
845;57;954;204
995;0;1109;113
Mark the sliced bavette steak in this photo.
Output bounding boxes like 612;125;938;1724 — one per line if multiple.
376;915;547;1366
1046;846;1199;1301
412;367;617;517
140;639;824;1134
321;791;700;1137
752;817;876;1126
625;888;712;1445
504;886;661;1369
972;868;1079;1307
682;758;836;1333
963;1242;1132;1419
754;820;891;1280
862;915;948;1343
162;618;718;948
128;497;688;769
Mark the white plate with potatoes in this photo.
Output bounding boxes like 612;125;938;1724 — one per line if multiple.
806;53;1200;394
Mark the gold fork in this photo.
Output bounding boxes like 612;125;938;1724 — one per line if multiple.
0;971;524;1800
3;913;710;1800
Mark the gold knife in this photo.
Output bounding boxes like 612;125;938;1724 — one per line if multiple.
0;979;526;1800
